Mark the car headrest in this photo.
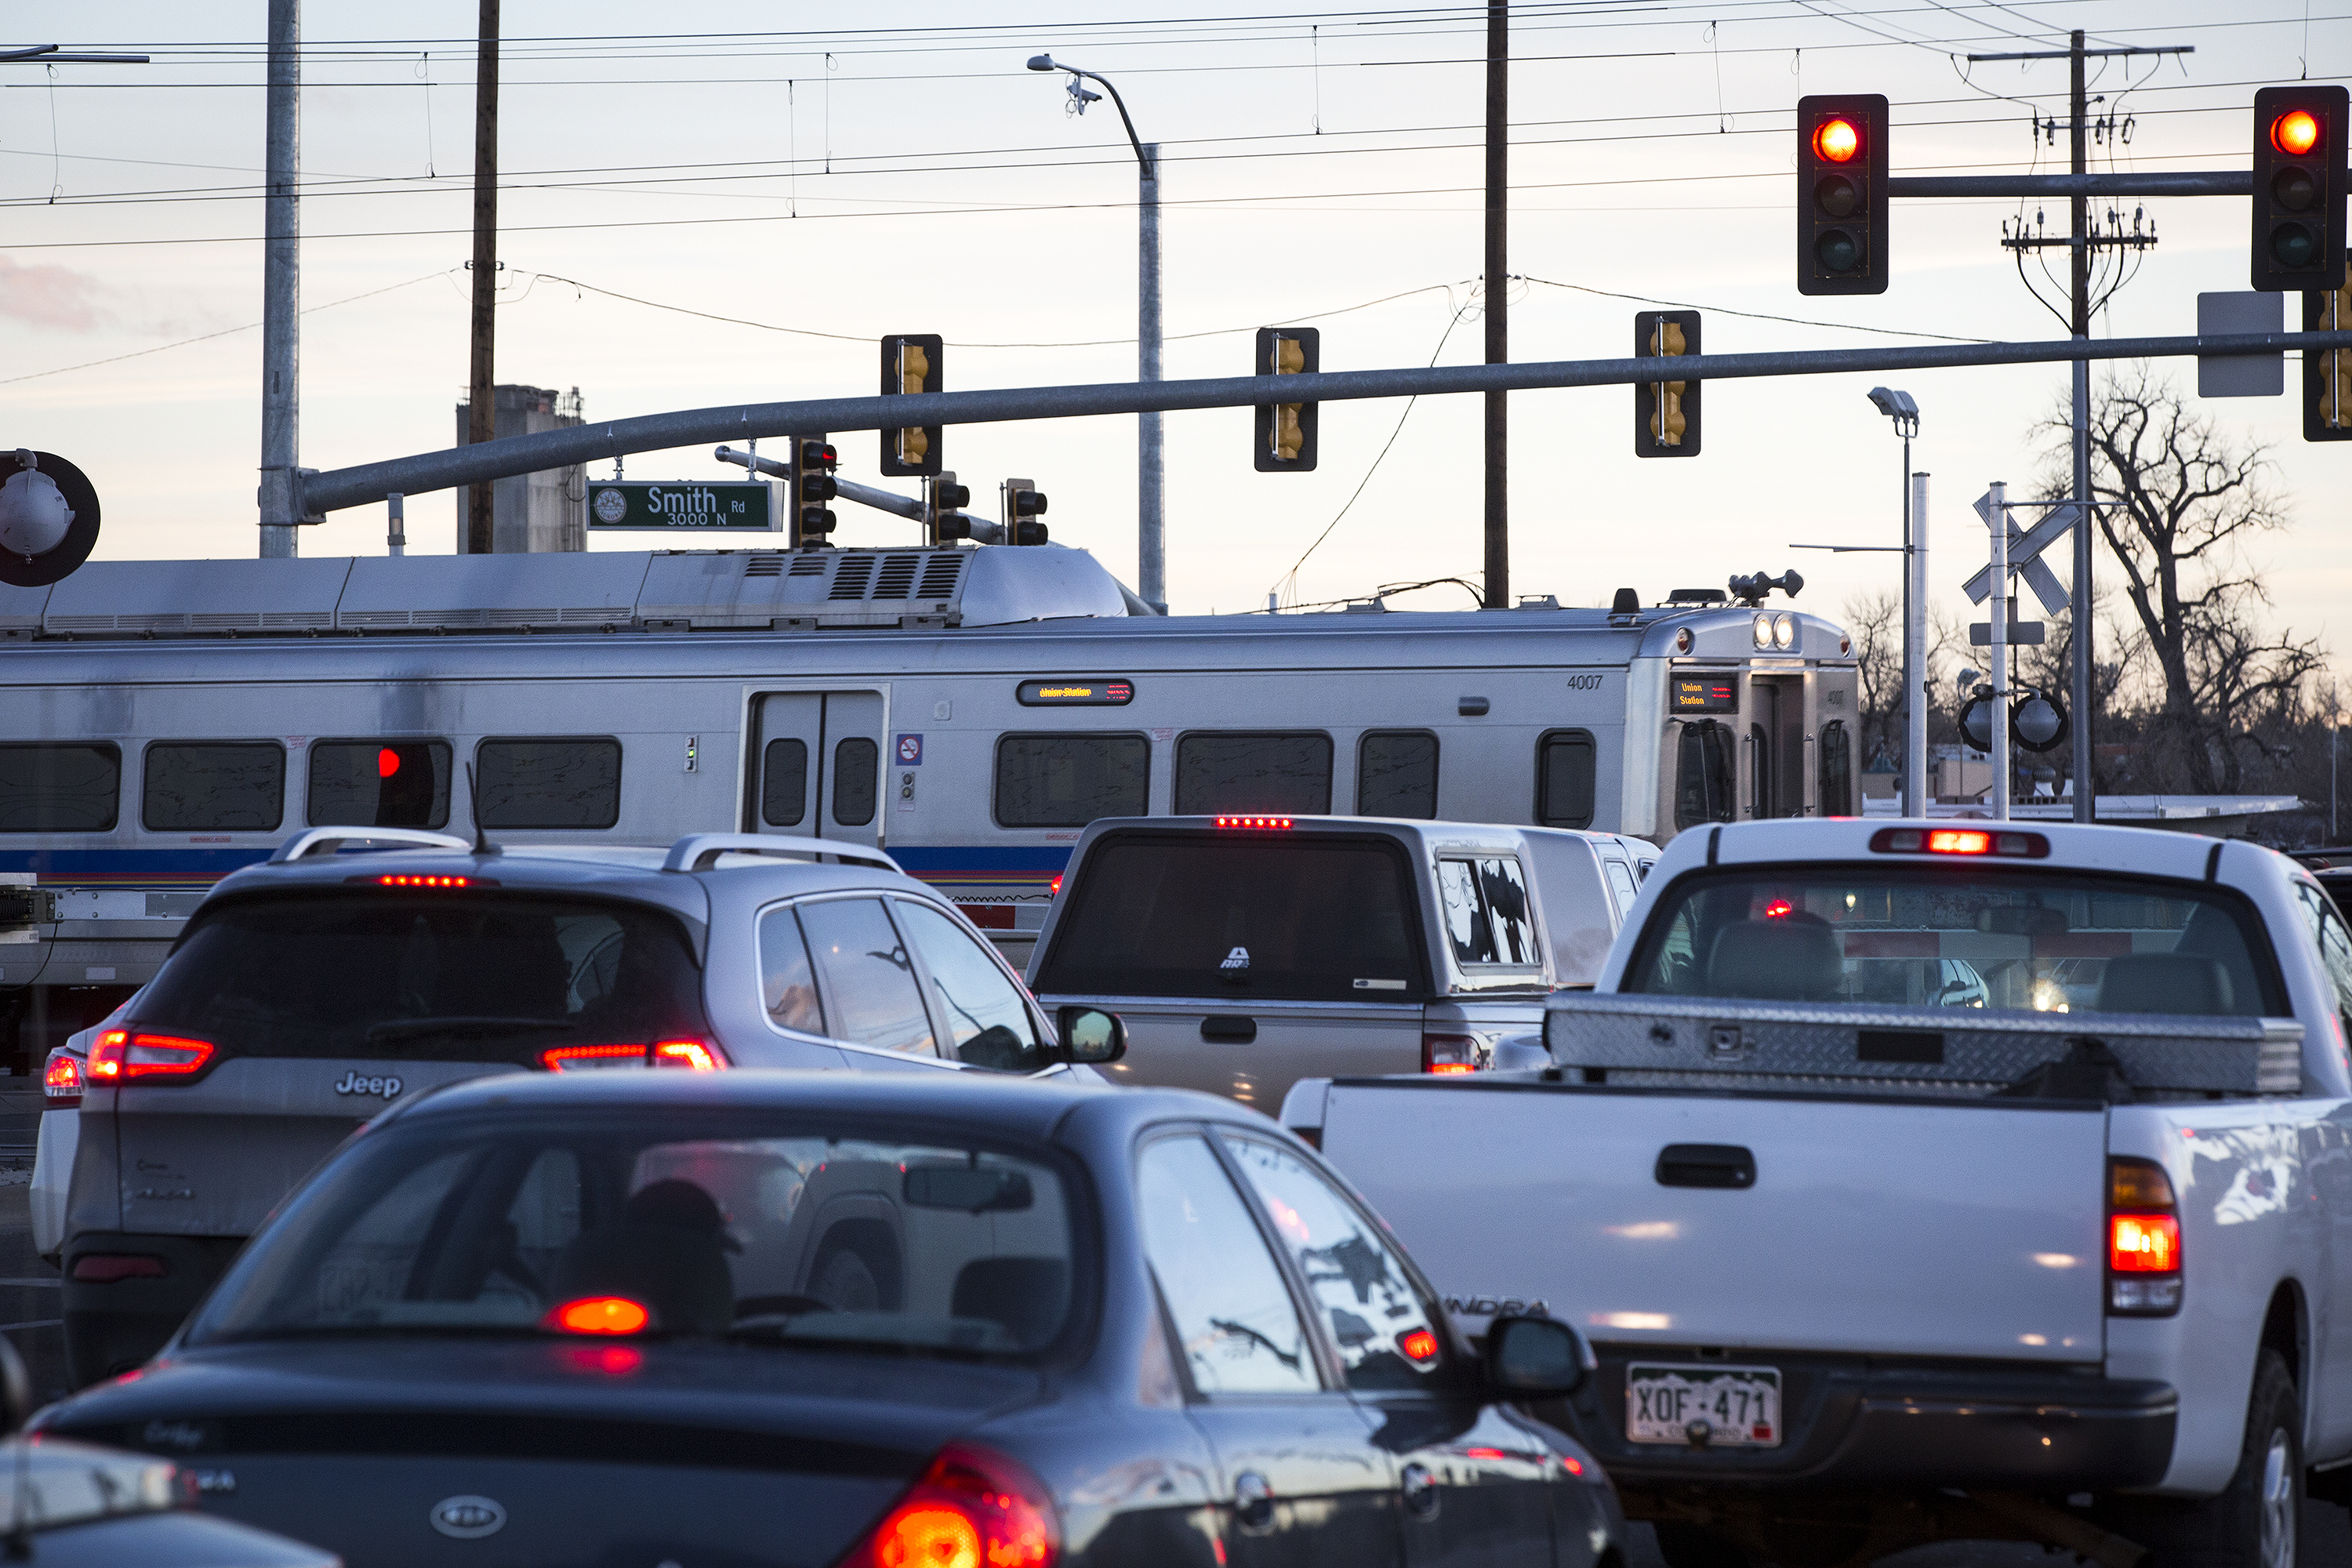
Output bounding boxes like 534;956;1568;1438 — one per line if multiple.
2096;953;2234;1015
1705;920;1844;1001
949;1257;1069;1348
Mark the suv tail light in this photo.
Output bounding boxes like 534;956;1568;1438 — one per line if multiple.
42;1049;82;1109
833;1443;1058;1568
1421;1033;1483;1075
88;1031;216;1083
71;1254;166;1283
540;1039;728;1073
2108;1157;2182;1315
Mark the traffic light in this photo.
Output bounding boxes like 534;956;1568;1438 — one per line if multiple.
1796;95;1889;296
1253;327;1319;471
1634;310;1700;458
2253;87;2348;292
880;334;943;477
2309;269;2352;441
924;471;973;542
1002;477;1049;546
786;437;837;544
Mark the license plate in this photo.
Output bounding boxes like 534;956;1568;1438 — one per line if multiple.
1625;1363;1782;1447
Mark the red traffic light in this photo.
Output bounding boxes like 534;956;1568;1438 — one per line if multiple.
2274;108;2322;157
1813;118;1860;163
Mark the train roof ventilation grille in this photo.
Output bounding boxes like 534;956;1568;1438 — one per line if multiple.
787;554;829;577
827;556;877;600
915;554;964;600
741;555;786;578
870;553;923;601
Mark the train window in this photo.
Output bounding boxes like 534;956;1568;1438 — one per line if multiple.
1357;731;1439;818
993;734;1149;828
1535;730;1597;829
475;739;621;830
1174;732;1332;815
143;742;285;833
1674;720;1735;830
308;741;451;829
833;738;879;828
0;744;120;833
1818;720;1854;817
761;739;809;828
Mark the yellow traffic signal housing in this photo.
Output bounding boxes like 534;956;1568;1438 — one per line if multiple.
1634;310;1701;458
2308;267;2352;441
1253;327;1319;471
880;334;944;476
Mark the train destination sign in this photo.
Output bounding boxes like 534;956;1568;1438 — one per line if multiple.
586;481;777;532
1671;675;1740;713
1017;679;1135;706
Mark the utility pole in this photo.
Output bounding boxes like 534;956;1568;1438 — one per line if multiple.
465;0;499;556
1138;143;1165;612
1481;1;1508;608
258;0;299;559
1906;471;1929;818
2067;31;2093;824
1988;481;2011;822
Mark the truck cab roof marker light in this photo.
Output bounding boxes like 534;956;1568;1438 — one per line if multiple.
1868;827;2050;859
1216;815;1294;830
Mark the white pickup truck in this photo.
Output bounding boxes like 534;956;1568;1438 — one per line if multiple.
1283;818;2352;1568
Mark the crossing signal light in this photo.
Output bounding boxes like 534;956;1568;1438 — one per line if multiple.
2309;270;2352;441
1796;95;1888;295
789;436;837;543
1002;477;1049;546
881;334;944;476
1634;310;1700;458
2252;86;2348;291
1253;327;1319;471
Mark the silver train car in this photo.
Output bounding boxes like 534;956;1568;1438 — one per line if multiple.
0;542;1857;1073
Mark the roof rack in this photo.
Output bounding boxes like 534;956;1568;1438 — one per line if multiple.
270;827;474;863
662;833;903;875
1664;587;1726;604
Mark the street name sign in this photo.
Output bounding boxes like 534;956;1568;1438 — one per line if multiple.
586;481;778;532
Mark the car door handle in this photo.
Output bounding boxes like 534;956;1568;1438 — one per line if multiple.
1234;1470;1276;1533
1655;1143;1755;1189
1400;1461;1439;1520
1201;1015;1257;1044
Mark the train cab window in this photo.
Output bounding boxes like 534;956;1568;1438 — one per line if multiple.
476;738;621;830
143;742;285;832
0;744;120;832
308;740;451;829
1357;731;1439;818
1675;721;1735;830
1535;729;1597;829
832;738;879;828
1818;720;1853;818
761;739;809;828
1174;731;1332;815
993;734;1149;828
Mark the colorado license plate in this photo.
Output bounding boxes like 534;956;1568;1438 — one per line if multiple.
1625;1363;1782;1447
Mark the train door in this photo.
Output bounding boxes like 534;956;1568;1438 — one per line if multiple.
753;691;887;849
1747;676;1809;818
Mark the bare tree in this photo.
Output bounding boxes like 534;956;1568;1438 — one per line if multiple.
2034;364;2325;793
1842;590;1903;771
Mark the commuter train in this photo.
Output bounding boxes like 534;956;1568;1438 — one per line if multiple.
0;540;1857;1071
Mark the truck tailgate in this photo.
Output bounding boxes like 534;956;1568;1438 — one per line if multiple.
1323;1080;2109;1362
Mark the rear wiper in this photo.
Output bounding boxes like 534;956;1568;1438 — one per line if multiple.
365;1017;576;1043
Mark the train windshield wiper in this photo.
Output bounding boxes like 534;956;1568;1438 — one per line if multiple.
365;1017;577;1044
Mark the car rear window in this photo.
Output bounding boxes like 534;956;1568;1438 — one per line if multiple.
1033;834;1426;1000
132;891;707;1064
188;1107;1083;1362
1624;865;2285;1016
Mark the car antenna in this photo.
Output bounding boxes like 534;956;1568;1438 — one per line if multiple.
465;764;499;857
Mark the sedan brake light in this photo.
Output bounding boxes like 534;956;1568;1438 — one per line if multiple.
87;1031;215;1083
834;1443;1058;1568
42;1049;82;1109
2108;1157;2183;1315
544;1296;652;1336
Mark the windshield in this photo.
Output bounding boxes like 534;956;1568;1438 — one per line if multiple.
1035;834;1427;1000
1625;865;2283;1016
189;1109;1081;1359
137;892;707;1062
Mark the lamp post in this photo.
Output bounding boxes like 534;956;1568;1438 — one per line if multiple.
1028;54;1164;612
1867;388;1925;818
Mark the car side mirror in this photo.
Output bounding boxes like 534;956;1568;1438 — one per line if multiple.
1486;1315;1591;1397
1055;1007;1127;1065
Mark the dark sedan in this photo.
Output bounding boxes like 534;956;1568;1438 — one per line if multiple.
33;1069;1615;1568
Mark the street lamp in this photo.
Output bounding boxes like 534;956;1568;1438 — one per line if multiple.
1028;53;1165;613
1867;387;1926;819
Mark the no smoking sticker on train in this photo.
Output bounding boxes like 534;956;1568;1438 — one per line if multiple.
1625;1363;1781;1447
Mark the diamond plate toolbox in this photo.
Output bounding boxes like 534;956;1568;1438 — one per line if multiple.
1541;993;2303;1097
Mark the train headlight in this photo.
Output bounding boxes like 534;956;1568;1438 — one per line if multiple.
1753;613;1773;649
1773;613;1796;649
